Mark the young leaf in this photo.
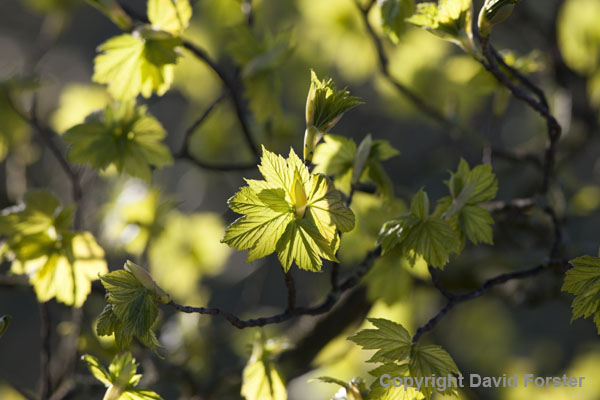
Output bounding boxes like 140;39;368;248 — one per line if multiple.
377;190;459;268
147;0;192;35
304;71;362;162
83;352;163;400
64;102;172;181
241;333;287;400
350;320;460;400
0;315;11;339
222;146;354;272
313;134;399;197
99;268;162;352
367;363;424;400
0;191;108;307
407;0;475;52
435;159;498;246
378;0;416;43
348;318;412;363
562;255;600;334
93;28;182;99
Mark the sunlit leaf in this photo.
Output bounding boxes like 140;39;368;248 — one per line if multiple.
223;146;354;272
378;0;416;43
348;318;412;363
241;332;287;400
92;28;181;99
64;102;172;181
83;352;163;399
147;0;192;35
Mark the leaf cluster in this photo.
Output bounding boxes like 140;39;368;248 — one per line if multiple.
0;190;107;306
348;318;460;400
83;352;163;399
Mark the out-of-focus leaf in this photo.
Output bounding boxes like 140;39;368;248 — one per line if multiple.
378;0;416;43
558;0;600;76
147;0;192;35
92;29;182;99
64;102;172;181
0;191;107;307
241;332;287;400
83;352;163;399
51;84;111;133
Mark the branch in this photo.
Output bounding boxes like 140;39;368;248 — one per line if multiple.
39;302;52;400
168;247;382;329
182;40;260;159
478;37;562;193
412;262;551;344
355;0;465;135
283;270;296;311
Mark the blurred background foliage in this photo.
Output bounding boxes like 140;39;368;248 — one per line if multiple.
0;0;599;399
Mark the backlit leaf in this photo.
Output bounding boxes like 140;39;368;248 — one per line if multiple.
563;255;600;334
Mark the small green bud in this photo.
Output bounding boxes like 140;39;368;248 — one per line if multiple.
292;170;307;219
478;0;520;37
124;261;171;304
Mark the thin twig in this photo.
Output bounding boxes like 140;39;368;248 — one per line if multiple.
283;271;296;311
39;302;52;400
355;0;464;135
412;263;550;343
168;247;382;328
179;91;228;156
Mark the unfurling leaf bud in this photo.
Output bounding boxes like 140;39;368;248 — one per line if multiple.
478;0;520;38
352;134;373;186
124;260;171;304
303;70;362;162
0;315;11;338
292;170;308;219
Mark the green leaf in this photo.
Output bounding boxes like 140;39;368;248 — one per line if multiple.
241;333;287;400
409;345;460;398
562;255;600;334
350;320;460;400
348;318;412;363
83;352;163;400
0;191;108;307
147;0;192;35
92;29;182;99
99;269;161;352
379;0;416;43
312;134;399;197
64;102;172;181
436;159;498;246
407;0;474;51
378;190;459;268
367;363;424;400
313;376;350;389
0;315;12;339
313;377;368;400
558;0;600;76
223;146;354;272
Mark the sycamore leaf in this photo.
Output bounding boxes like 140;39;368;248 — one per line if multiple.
147;0;192;35
313;134;399;197
83;352;163;400
379;0;416;43
367;363;424;400
377;190;459;268
351;320;460;400
435;159;498;246
93;28;182;100
64;102;172;181
407;0;474;51
99;269;162;353
0;191;107;307
223;146;354;272
0;315;11;339
563;255;600;334
241;333;287;400
348;318;412;363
